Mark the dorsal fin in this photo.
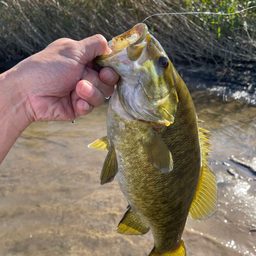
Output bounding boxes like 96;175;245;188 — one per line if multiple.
189;125;218;221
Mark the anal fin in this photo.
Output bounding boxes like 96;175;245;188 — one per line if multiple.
100;145;118;185
117;207;149;235
149;240;186;256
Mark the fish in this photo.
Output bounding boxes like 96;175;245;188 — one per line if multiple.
88;23;217;256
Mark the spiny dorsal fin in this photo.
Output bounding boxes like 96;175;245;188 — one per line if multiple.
100;145;118;185
88;136;109;151
142;131;173;173
189;126;217;221
149;240;186;256
117;207;149;235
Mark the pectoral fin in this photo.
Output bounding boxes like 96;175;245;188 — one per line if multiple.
117;207;149;235
100;145;118;185
142;131;173;173
88;136;109;151
149;240;186;256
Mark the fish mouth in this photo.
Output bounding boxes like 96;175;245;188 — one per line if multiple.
95;23;149;64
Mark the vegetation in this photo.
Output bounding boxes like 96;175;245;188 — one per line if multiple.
0;0;256;68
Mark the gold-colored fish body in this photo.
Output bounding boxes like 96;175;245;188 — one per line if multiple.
89;23;217;256
107;91;196;255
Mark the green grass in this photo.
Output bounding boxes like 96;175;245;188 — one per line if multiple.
0;0;255;67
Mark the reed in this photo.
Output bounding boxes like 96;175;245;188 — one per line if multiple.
0;0;255;67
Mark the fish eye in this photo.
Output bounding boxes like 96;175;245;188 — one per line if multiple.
158;56;169;69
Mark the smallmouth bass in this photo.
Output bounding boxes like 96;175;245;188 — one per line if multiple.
89;23;217;256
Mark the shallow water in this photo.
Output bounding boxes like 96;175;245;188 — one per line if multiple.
1;91;256;256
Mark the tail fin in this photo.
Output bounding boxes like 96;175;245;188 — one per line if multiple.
149;240;186;256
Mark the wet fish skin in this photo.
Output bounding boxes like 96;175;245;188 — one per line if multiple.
89;23;217;256
107;70;199;256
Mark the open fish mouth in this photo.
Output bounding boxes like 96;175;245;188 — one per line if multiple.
96;23;149;63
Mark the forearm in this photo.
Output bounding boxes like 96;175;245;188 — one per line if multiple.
0;66;32;164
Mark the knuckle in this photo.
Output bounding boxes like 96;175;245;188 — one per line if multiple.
93;34;107;44
48;38;75;48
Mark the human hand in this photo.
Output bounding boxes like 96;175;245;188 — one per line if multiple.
15;35;119;122
0;34;119;163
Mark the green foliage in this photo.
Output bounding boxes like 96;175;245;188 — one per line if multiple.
185;0;256;40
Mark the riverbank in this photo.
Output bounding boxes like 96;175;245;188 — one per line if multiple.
1;90;255;256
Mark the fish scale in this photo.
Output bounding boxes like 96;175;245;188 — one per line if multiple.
89;23;217;256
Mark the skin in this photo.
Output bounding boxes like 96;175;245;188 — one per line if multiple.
0;35;119;164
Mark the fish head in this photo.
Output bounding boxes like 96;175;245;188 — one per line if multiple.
96;23;179;126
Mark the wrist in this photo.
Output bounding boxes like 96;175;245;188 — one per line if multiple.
0;66;33;163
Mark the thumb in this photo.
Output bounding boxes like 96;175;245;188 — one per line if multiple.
78;34;112;64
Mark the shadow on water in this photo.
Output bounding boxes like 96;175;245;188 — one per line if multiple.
0;90;256;255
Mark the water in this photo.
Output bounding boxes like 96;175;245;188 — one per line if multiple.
0;91;256;256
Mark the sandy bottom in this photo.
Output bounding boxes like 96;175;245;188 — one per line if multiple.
1;91;256;256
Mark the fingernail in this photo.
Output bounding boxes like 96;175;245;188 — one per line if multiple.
84;101;90;111
81;82;93;97
106;47;112;54
102;69;115;83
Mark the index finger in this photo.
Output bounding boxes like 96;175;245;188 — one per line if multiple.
78;34;112;64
